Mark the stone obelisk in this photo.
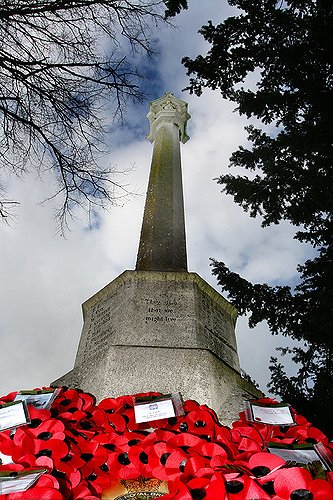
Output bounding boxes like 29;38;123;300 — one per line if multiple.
136;92;188;272
52;92;261;423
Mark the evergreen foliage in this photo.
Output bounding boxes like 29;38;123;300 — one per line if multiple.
183;0;333;436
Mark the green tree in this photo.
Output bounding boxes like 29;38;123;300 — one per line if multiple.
0;0;187;227
183;0;333;435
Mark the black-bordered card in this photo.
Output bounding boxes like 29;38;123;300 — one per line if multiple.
14;388;61;410
244;400;295;426
267;442;332;470
0;401;30;432
0;468;47;495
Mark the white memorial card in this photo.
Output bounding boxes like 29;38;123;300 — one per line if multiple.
14;388;61;410
134;398;175;424
0;468;46;495
244;401;295;426
0;401;30;431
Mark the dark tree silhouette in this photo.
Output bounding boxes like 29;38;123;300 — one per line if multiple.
183;0;333;435
0;0;187;227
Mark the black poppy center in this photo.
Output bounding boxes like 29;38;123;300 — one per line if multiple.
53;469;66;479
262;481;275;496
36;449;52;458
168;417;177;425
30;418;42;428
251;465;271;478
103;443;116;452
37;431;53;441
60;454;72;463
128;439;140;446
290;490;314;500
190;488;206;499
226;480;244;494
179;422;188;432
80;420;93;430
118;452;131;466
139;451;149;464
87;473;97;481
60;398;72;407
100;463;109;472
160;452;171;466
81;452;94;462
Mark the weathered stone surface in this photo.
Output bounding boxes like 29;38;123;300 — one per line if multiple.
52;270;261;424
136;92;189;272
72;270;239;372
53;345;260;426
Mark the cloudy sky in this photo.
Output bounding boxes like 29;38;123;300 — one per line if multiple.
0;1;310;399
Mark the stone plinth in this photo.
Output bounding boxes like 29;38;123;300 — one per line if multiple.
52;271;261;424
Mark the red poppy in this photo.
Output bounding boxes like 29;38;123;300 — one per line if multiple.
100;413;127;434
26;406;52;426
75;440;109;478
98;397;124;414
104;448;140;480
181;455;207;480
273;467;333;499
57;408;88;425
15;453;38;468
187;474;227;499
147;441;176;480
287;425;329;446
0;392;18;407
0;429;18;457
231;426;264;454
162;449;188;481
248;451;285;476
85;467;112;496
222;472;271;499
25;418;65;441
167;432;202;450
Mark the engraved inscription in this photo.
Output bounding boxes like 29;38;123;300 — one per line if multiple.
79;294;117;362
144;297;180;324
199;291;235;347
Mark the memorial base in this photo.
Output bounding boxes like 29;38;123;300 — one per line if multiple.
52;346;261;425
52;270;262;426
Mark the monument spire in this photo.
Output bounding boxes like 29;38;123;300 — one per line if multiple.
136;92;190;272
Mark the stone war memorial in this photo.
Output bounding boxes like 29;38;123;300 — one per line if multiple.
2;93;332;500
52;92;261;425
0;92;333;500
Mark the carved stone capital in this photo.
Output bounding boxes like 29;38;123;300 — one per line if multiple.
146;91;190;144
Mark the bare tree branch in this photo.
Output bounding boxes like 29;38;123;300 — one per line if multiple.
0;0;187;229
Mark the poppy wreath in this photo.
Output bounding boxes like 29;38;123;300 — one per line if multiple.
0;389;332;499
